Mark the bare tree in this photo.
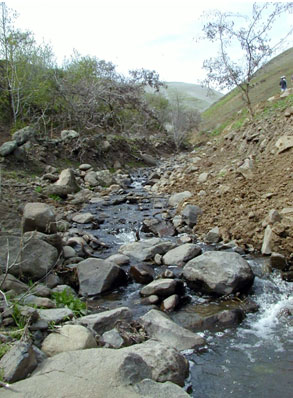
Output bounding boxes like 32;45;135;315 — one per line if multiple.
166;89;201;150
200;2;293;116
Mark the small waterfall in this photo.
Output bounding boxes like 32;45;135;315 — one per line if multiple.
188;270;293;398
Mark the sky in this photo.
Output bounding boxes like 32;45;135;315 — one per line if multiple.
3;0;293;85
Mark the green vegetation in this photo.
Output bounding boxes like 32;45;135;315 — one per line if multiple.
0;343;10;359
48;194;62;202
11;303;27;329
200;48;293;132
52;289;87;317
34;186;42;193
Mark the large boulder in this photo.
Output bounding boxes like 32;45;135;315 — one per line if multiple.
168;191;192;208
0;342;190;398
84;170;99;186
75;307;133;335
139;309;205;352
22;202;57;234
77;258;127;297
119;238;176;261
54;168;80;194
180;204;203;227
163;243;202;266
0;235;58;281
140;279;184;298
95;170;115;187
12;126;35;145
60;129;79;140
124;339;189;386
41;325;97;356
0;342;37;383
0;141;17;156
183;251;254;296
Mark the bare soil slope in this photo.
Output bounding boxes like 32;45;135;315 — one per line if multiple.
164;92;293;258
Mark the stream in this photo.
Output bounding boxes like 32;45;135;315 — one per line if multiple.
76;168;293;398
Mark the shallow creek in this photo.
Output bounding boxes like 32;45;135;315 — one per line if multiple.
76;169;293;398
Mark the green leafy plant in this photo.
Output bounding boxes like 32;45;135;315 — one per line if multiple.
34;186;42;193
48;194;62;202
11;304;27;329
52;289;87;317
0;343;10;359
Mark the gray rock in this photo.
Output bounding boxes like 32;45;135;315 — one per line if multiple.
23;231;63;253
124;339;189;386
275;135;293;154
12;126;35;145
84;170;99;186
135;379;190;398
205;226;221;243
270;252;287;270
106;253;130;266
77;258;127;296
72;212;94;224
130;264;154;284
198;172;209;183
0;141;17;156
22;202;57;234
75;307;133;335
37;308;74;324
140;278;183;298
163;243;202;266
0;235;58;281
181;204;203;227
51;284;77;296
140;309;205;352
261;225;273;255
119;238;176;261
54;168;80;194
0;342;37;383
0;341;189;398
60;129;79;140
118;352;152;385
0;274;28;294
161;294;180;312
21;295;56;309
139;153;157;166
62;245;77;259
183;251;254;296
30;284;51;297
41;324;97;356
141;218;176;237
100;328;124;348
168;191;192;208
95;170;115;187
79;163;92;171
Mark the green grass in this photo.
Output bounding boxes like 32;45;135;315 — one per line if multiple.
11;304;27;329
0;343;10;359
48;194;62;202
199;47;293;132
52;289;87;317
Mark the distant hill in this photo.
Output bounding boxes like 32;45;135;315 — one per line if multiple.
161;82;223;112
201;47;293;131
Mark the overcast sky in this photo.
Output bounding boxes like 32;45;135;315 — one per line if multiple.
4;0;293;84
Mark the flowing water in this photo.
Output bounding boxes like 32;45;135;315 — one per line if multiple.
80;170;293;397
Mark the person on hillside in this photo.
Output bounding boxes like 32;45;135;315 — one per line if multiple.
280;76;287;92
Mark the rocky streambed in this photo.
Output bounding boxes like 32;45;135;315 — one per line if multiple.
0;163;292;398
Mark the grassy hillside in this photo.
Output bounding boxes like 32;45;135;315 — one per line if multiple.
162;82;223;112
200;47;293;132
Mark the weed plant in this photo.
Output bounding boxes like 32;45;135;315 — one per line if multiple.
52;289;87;317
